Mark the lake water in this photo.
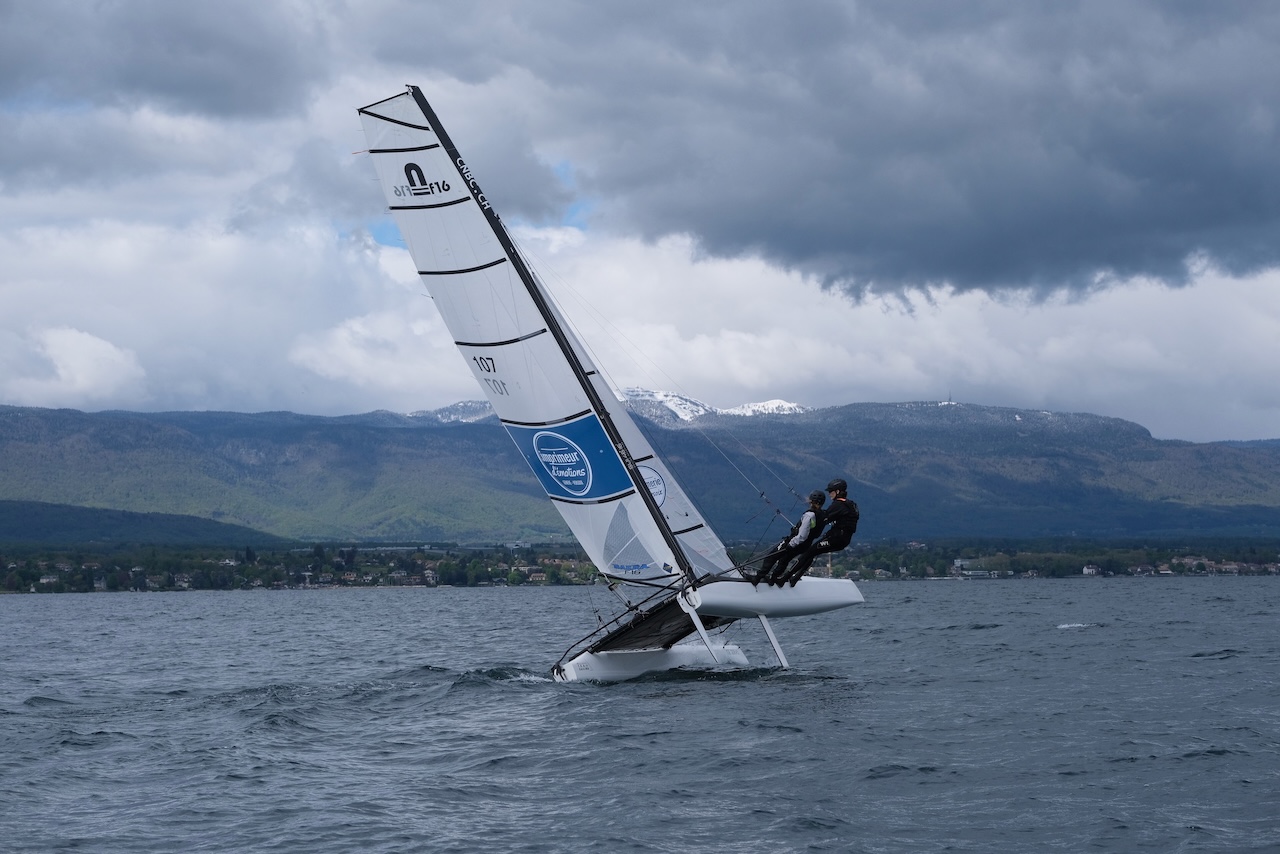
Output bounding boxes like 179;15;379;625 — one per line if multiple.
3;578;1278;852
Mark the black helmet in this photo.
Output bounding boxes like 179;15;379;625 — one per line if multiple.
826;478;847;495
807;490;826;506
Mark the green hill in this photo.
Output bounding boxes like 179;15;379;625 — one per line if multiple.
0;500;288;546
658;403;1280;540
2;402;1278;544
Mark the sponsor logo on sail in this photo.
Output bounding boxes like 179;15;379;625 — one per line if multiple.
402;163;449;197
533;432;591;496
404;163;429;195
609;563;651;575
607;562;676;577
505;415;631;500
455;157;491;210
638;465;666;506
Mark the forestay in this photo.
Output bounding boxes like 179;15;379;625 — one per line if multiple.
358;87;734;588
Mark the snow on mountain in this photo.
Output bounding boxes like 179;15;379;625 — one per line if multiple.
413;400;495;423
622;388;809;421
416;390;809;424
621;388;717;421
721;399;810;416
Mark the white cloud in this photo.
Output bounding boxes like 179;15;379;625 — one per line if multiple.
2;172;1277;439
521;231;1280;441
288;308;475;403
3;327;146;407
2;3;1279;442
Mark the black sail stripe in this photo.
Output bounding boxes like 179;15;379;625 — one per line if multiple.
456;329;548;348
357;91;417;113
417;258;508;276
370;143;441;154
358;109;431;133
501;409;594;429
391;196;469;211
549;491;634;507
672;524;705;536
357;93;405;112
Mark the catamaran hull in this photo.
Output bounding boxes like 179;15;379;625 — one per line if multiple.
551;578;863;681
696;576;865;618
552;642;750;683
358;87;868;681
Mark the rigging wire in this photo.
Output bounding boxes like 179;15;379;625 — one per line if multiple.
508;231;807;547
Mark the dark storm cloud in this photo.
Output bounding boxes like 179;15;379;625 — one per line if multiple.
0;0;332;117
370;1;1280;295
0;106;236;195
4;1;1278;295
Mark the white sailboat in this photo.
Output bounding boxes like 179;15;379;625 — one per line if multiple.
357;86;863;681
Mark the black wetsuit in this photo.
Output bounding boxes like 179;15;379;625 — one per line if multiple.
758;507;823;583
781;496;859;585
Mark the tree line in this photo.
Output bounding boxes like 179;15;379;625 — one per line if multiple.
4;537;1278;594
1;542;593;593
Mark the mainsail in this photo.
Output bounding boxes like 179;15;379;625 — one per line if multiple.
357;87;735;589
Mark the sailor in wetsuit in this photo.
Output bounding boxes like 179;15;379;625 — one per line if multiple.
757;490;825;586
778;478;859;587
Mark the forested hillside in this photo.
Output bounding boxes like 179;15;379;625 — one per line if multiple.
2;402;1278;544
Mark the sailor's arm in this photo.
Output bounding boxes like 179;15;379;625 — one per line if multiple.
788;511;815;548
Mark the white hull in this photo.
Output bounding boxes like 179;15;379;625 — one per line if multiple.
697;576;864;618
553;641;749;682
552;578;863;681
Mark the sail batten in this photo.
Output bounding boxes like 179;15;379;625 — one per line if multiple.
360;111;431;132
500;409;595;428
370;144;441;154
549;491;636;507
456;329;548;348
391;197;470;211
417;258;507;275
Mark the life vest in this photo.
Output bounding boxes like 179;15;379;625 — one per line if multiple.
824;497;859;540
801;507;826;546
785;507;825;549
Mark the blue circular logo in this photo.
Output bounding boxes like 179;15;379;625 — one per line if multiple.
533;431;593;496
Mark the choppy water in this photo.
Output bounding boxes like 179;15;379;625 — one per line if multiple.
3;579;1278;853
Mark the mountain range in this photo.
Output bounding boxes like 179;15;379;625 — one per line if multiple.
2;392;1278;545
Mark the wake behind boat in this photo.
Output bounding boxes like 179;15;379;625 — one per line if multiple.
357;86;862;681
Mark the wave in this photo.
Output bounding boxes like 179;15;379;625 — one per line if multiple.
1189;649;1244;659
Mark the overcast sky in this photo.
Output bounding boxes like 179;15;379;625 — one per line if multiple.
2;1;1279;442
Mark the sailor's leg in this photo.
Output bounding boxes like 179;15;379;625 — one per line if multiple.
782;541;827;586
783;534;852;586
767;550;800;586
752;543;786;585
759;542;792;585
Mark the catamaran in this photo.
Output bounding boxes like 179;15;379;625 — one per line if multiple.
357;86;863;681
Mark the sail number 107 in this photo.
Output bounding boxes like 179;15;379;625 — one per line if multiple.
472;355;509;396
